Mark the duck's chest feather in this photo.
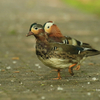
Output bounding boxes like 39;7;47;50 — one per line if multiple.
35;41;84;69
36;41;51;59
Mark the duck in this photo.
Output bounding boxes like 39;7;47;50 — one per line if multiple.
43;21;94;70
26;22;100;79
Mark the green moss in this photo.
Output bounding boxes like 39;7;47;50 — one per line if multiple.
62;0;100;16
9;30;17;35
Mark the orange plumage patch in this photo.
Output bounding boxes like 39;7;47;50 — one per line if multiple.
31;28;38;35
49;25;64;38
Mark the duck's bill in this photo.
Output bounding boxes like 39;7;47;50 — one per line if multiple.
26;31;33;37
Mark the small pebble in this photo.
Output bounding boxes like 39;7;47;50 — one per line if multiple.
87;82;90;84
92;77;97;81
11;80;14;82
96;89;100;92
38;66;41;68
87;92;91;96
13;61;17;64
96;73;99;75
35;64;41;68
50;85;53;87
20;82;23;85
6;66;11;70
35;64;39;66
41;96;45;99
57;87;63;91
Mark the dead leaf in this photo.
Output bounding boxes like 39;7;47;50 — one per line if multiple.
14;71;20;73
1;69;5;72
88;63;94;65
12;57;19;60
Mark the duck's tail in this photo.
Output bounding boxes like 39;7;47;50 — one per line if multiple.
84;48;100;57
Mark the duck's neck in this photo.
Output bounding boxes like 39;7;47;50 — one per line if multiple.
49;25;64;38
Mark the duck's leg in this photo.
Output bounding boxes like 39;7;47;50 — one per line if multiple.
74;65;80;70
68;64;77;76
53;69;61;80
57;69;61;79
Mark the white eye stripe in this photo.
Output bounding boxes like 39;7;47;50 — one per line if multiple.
45;23;54;29
34;27;42;30
34;27;38;30
38;28;42;29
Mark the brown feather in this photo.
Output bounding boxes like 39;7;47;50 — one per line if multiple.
48;25;64;38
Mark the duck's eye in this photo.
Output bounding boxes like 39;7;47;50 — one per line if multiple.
35;27;38;30
47;26;50;28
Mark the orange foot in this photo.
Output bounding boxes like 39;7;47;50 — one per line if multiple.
68;64;77;76
74;65;80;70
52;69;61;80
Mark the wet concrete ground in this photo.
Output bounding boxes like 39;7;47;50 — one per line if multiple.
0;0;100;100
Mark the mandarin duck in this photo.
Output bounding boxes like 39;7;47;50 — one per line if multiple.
26;23;100;79
43;21;94;70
